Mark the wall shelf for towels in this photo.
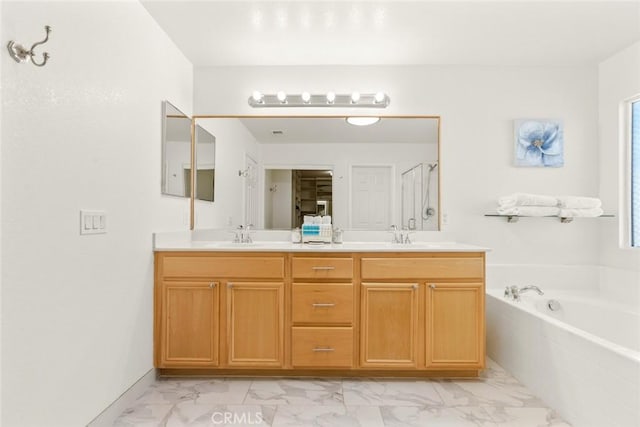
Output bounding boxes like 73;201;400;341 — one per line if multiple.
484;214;615;223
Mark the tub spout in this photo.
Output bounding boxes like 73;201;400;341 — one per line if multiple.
505;285;543;301
520;285;544;296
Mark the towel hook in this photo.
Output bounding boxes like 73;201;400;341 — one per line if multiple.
7;25;51;67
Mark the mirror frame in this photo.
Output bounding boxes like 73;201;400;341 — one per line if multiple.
189;115;441;231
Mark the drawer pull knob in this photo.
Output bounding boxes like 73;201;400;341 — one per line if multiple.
312;303;336;308
312;347;335;352
312;266;336;270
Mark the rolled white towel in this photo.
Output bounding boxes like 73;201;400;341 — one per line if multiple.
497;206;560;216
498;193;558;208
559;207;603;218
558;196;602;209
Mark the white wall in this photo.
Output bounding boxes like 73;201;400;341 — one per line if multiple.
598;41;640;273
262;142;437;229
195;65;600;266
1;2;193;426
195;119;260;228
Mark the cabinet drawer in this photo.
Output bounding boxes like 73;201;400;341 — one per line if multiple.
292;327;353;368
292;284;353;324
162;256;284;279
292;257;353;279
361;257;484;279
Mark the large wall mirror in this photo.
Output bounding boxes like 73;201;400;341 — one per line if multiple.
192;116;440;231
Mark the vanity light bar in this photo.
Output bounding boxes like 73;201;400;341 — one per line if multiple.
248;92;390;108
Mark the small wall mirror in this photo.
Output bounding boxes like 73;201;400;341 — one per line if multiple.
161;101;191;198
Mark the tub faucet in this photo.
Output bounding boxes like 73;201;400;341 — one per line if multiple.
504;285;544;301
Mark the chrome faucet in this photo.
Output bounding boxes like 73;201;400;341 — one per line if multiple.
240;224;253;243
504;285;544;301
389;225;401;243
229;224;254;243
389;225;414;244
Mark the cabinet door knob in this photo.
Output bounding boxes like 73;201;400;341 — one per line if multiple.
209;282;217;289
412;284;418;290
429;283;436;289
227;283;233;289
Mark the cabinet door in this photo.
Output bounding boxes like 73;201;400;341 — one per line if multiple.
360;282;419;368
160;281;219;367
426;282;484;369
227;281;284;367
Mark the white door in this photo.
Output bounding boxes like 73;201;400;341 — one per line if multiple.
244;155;259;227
350;165;392;230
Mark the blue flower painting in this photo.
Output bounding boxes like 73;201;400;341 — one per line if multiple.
514;119;564;167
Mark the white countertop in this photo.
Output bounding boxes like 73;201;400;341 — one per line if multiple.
153;231;489;253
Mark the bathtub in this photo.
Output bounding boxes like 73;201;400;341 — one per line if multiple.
486;288;640;427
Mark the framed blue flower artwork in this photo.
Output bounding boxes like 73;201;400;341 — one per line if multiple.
514;119;564;167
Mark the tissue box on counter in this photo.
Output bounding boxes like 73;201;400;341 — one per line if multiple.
301;224;332;243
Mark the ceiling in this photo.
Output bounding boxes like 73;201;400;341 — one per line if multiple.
237;116;439;143
142;0;640;67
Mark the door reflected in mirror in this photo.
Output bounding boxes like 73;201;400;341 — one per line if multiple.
161;101;191;198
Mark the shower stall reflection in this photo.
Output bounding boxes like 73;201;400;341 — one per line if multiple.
401;162;438;231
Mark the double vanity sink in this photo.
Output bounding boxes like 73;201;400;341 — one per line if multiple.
153;233;489;378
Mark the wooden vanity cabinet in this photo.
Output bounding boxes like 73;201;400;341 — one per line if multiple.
159;280;219;367
227;281;284;367
290;255;355;368
360;282;419;368
155;250;485;375
361;253;485;371
155;253;285;369
425;282;484;369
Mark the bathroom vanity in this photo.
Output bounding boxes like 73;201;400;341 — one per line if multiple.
154;241;487;377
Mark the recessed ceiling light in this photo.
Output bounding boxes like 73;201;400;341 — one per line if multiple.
346;117;380;126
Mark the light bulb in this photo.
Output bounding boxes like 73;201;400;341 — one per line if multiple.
374;92;386;103
301;92;311;103
350;92;361;103
277;91;287;103
326;91;336;104
251;91;264;103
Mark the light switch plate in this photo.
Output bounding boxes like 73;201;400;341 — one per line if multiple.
80;210;107;235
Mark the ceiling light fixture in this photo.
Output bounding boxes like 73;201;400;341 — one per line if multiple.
346;116;380;126
248;91;390;108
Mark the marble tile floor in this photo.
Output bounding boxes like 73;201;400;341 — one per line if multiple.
113;359;570;427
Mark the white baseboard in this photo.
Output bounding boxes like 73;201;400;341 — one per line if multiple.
86;368;156;427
